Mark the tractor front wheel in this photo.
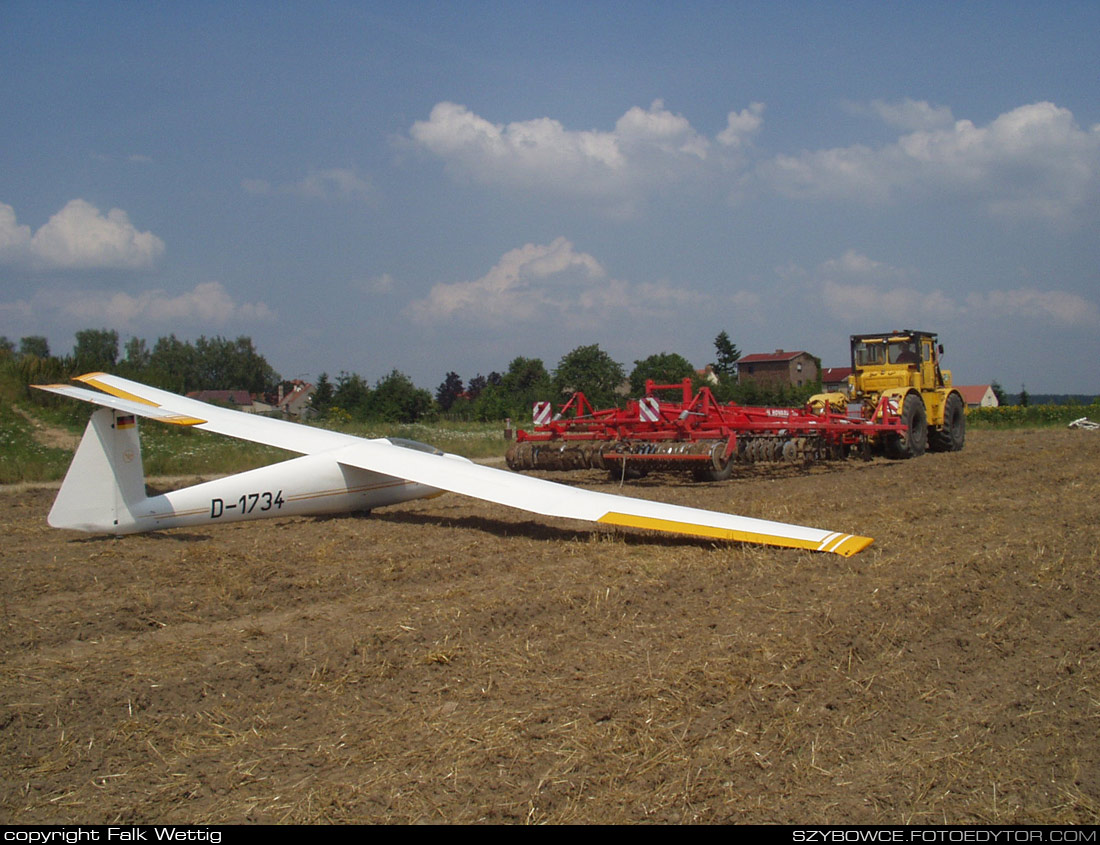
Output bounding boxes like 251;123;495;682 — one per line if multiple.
930;392;965;452
888;394;928;459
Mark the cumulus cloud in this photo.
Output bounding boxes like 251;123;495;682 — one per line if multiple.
406;237;726;327
965;288;1100;326
409;100;761;211
0;199;165;270
813;249;1098;326
717;103;765;148
867;98;954;131
760;101;1100;219
1;281;274;327
407;237;605;324
243;168;373;200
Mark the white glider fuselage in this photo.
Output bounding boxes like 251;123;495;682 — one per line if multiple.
49;407;441;535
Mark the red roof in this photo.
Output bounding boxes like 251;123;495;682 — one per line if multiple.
739;349;811;364
822;367;852;382
956;385;995;405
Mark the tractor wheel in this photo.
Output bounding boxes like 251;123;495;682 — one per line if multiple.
930;392;966;452
887;394;928;459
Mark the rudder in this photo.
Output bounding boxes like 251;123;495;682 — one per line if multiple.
49;407;148;533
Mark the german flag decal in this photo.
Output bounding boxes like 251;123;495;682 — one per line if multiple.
116;414;136;429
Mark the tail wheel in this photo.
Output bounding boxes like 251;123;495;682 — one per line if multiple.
887;394;928;459
930;392;965;452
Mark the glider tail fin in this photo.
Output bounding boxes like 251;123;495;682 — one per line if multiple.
49;407;149;533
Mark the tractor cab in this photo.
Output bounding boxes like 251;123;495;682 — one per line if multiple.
850;330;947;396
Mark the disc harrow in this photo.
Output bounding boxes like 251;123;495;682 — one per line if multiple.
506;379;905;480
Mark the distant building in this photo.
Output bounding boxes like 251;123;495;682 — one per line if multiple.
275;379;315;418
956;385;999;409
738;349;819;389
696;365;719;385
821;367;853;394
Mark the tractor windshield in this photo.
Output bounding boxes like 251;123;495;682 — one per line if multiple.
853;340;885;366
887;339;920;364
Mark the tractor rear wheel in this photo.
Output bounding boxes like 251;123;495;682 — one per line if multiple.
930;392;965;452
888;394;928;459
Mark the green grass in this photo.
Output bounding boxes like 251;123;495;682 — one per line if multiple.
967;402;1100;429
0;402;76;483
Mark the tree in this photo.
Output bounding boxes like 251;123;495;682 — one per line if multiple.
310;372;335;417
990;381;1007;406
435;372;465;411
368;370;433;423
122;337;151;371
629;352;695;395
467;374;487;400
0;336;14;356
1019;385;1030;407
553;344;625;409
147;334;198;391
712;331;741;378
19;336;50;359
73;328;119;373
332;371;371;419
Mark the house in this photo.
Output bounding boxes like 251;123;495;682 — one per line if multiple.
275;379;315;418
272;379;315;418
821;367;853;394
738;349;819;389
696;365;719;386
956;385;999;409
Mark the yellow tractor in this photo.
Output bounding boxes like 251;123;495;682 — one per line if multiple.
811;330;965;458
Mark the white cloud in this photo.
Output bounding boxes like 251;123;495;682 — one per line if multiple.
406;237;733;327
0;199;165;270
966;288;1100;326
243;168;373;200
869;98;954;131
717;102;765;148
760;102;1100;219
1;281;274;327
0;203;33;258
407;237;605;324
813;249;1097;327
409;100;761;211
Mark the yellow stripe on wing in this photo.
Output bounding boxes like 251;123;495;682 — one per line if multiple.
76;372;158;405
597;512;873;557
75;372;207;426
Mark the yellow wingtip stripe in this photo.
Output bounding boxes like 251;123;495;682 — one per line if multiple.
76;373;159;406
597;512;873;556
161;415;208;426
74;373;206;426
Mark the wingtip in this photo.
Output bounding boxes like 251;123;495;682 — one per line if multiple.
829;535;874;557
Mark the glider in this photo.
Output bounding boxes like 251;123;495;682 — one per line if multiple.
32;373;873;556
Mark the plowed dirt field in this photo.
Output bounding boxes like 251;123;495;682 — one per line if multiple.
2;429;1098;824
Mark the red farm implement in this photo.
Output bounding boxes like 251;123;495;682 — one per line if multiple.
506;379;908;481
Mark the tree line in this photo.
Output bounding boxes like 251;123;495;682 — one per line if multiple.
3;328;823;426
3;330;278;395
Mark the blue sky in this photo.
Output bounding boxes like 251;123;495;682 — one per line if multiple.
2;1;1098;394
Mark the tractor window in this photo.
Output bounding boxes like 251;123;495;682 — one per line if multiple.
888;341;919;364
853;341;884;366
